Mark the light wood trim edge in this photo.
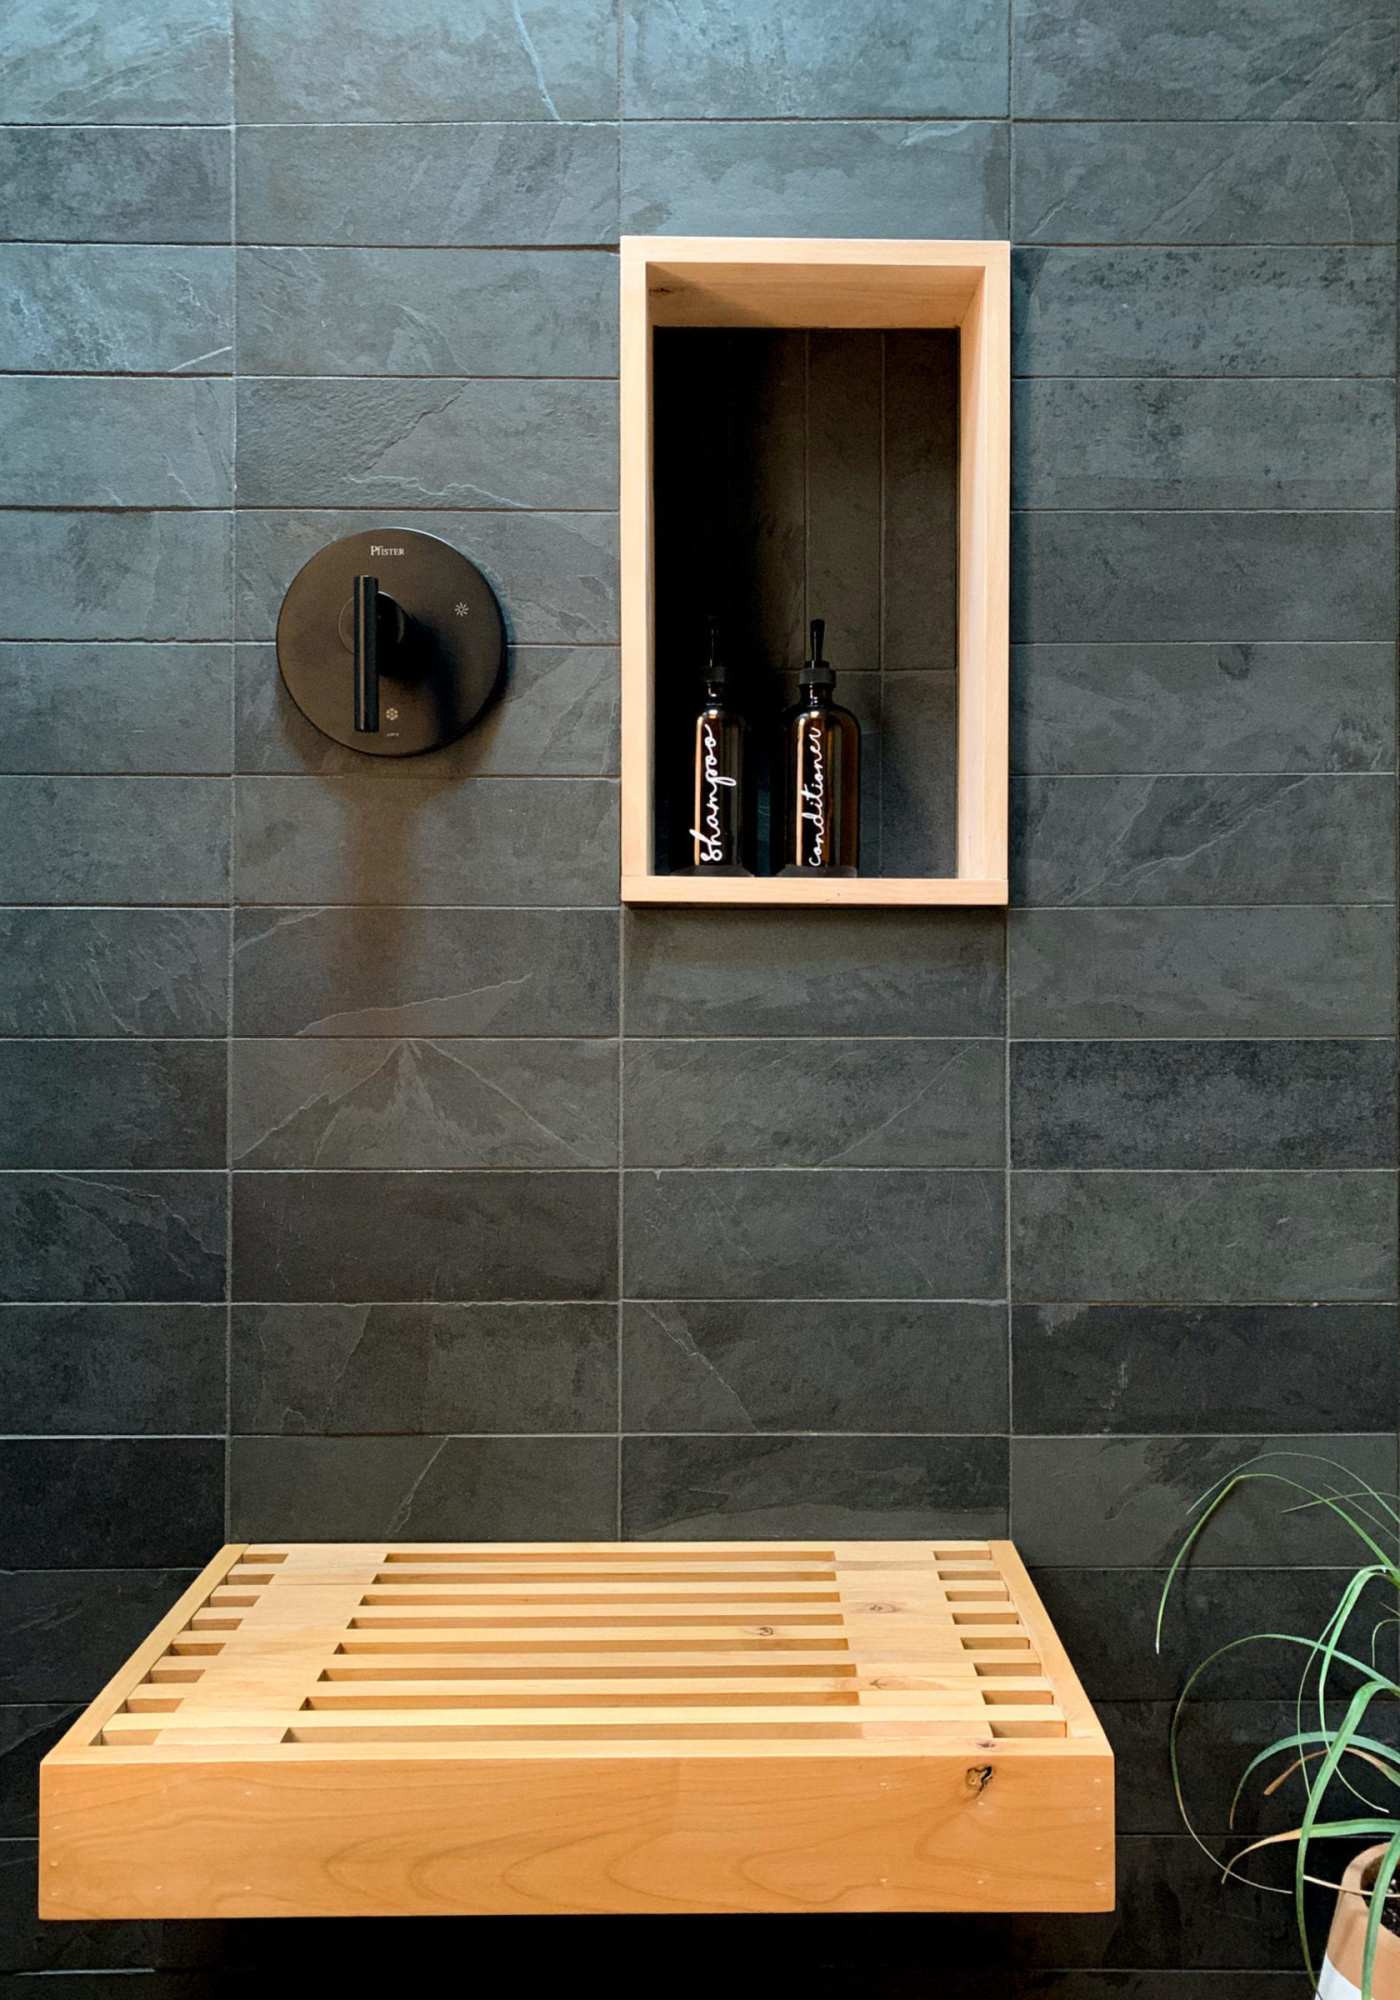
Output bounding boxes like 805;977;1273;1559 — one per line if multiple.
619;236;655;881
621;875;1008;906
956;244;1010;885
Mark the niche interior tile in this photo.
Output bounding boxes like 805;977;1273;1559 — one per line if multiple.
0;0;232;121
232;906;618;1038
621;121;1009;239
0;1171;226;1304
0;644;232;774
0;1568;196;1704
0;1303;225;1434
0;1041;227;1170
233;1170;616;1301
1012;1303;1399;1436
0;778;229;904
235;124;619;248
1011;1170;1397;1303
1009;907;1397;1040
0;378;232;509
4;513;232;643
0;1439;224;1568
1012;248;1396;378
621;1300;1008;1433
1013;121;1398;245
0;244;232;375
230;1302;616;1435
236;247;617;378
0;128;231;244
0;909;230;1039
883;332;959;671
880;673;959;879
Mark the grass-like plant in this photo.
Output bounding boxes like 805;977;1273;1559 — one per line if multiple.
1156;1451;1400;1998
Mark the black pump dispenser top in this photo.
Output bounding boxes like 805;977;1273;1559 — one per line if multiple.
799;617;835;691
702;613;729;689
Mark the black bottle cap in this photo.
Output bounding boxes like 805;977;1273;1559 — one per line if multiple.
799;617;835;689
702;614;729;688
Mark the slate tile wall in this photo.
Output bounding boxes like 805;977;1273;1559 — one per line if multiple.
2;0;1396;1991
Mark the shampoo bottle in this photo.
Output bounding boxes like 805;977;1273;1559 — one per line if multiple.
779;618;860;875
686;616;750;872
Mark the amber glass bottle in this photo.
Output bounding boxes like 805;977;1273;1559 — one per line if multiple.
686;617;750;873
779;618;860;875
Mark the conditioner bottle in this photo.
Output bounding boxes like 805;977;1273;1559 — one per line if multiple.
779;618;860;875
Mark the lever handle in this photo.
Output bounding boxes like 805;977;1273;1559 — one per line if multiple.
353;574;380;733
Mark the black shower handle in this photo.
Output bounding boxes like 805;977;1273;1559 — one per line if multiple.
353;573;381;733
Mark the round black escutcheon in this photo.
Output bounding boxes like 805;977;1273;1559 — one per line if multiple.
276;528;507;757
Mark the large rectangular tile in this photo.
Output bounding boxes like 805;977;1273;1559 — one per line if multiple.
1013;379;1394;510
0;644;232;774
1014;1303;1399;1436
237;247;616;377
622;1435;1008;1539
232;906;618;1037
1012;1434;1396;1569
0;127;230;244
1013;513;1396;643
623;1169;1004;1299
623;907;1005;1037
621;1300;1007;1432
0;1440;223;1568
1;0;232;121
238;641;617;779
621;120;1009;238
1011;1170;1397;1302
1013;0;1396;118
229;1436;617;1540
0;778;228;903
233;1170;616;1300
230;1302;615;1433
1014;120;1398;245
1013;775;1395;905
1012;642;1395;776
232;1039;617;1169
0;1042;226;1169
6;512;231;642
235;509;617;645
235;0;617;120
1011;1041;1396;1170
0;377;231;508
623;0;1008;115
0;1171;226;1303
233;776;615;906
1012;248;1396;377
0;245;231;374
0;1304;224;1434
1009;907;1397;1040
235;378;616;510
0;909;228;1039
623;1039;1003;1167
0;1569;196;1703
880;672;959;878
235;124;618;246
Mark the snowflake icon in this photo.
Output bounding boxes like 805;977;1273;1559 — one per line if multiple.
453;601;471;618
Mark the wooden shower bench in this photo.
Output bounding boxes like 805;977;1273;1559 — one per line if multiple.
40;1539;1112;1918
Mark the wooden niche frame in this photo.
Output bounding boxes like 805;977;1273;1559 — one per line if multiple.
619;235;1010;908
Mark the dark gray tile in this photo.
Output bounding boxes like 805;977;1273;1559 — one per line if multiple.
621;121;1009;239
235;509;617;645
1011;1170;1397;1302
1009;907;1397;1040
0;1042;226;1169
623;1039;1003;1167
1;0;232;121
0;644;232;774
0;910;229;1038
232;1038;617;1168
233;775;615;906
1014;120;1398;244
1013;1303;1399;1435
232;905;618;1037
0;127;230;244
623;0;1008;115
235;378;616;510
233;1170;615;1300
624;907;1005;1037
1013;379;1395;510
805;330;881;676
236;247;616;377
235;0;617;120
0;1440;223;1568
1013;514;1396;644
229;1435;616;1540
0;778;228;903
1012;248;1396;377
0;1171;225;1303
0;377;231;508
621;1300;1007;1432
1011;1041;1397;1169
880;673;959;878
1013;1435;1396;1569
0;1303;224;1433
622;1435;1008;1539
623;1169;1005;1299
0;244;232;374
883;332;959;672
1013;775;1395;905
1012;642;1396;776
230;1301;615;1433
237;642;617;778
0;1706;79;1837
0;1568;194;1703
1013;0;1396;117
235;123;619;247
5;512;232;642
